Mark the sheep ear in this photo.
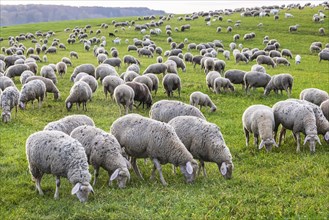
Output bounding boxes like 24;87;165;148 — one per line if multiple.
124;158;132;169
186;161;193;175
110;168;120;181
71;182;81;195
220;162;227;176
303;136;310;145
315;135;322;145
258;140;265;149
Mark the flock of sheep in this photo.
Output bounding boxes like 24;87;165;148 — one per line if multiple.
0;2;329;202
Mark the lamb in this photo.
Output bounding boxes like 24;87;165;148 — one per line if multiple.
167;56;186;72
19;79;46;109
110;114;198;186
168;116;233;178
65;81;92;111
0;76;16;91
20;70;35;84
132;75;153;92
44;114;95;135
281;49;293;59
264;73;293;97
1;86;20;123
143;63;167;76
26;130;94;202
40;65;57;84
224;69;246;89
5;64;30;79
113;84;135;115
295;54;301;64
25;76;60;100
162;73;181;97
244;71;271;94
70;64;96;82
319;51;329;62
213;77;235;93
144;73;159;95
320;100;329;121
95;64;118;83
70;125;130;188
70;51;79;59
256;55;276;68
126;81;152;108
103;58;122;69
272;100;321;153
242;105;278;151
275;57;291;66
206;71;221;91
102;75;124;99
149;100;205;123
56;62;67;77
300;88;329;106
189;91;217;112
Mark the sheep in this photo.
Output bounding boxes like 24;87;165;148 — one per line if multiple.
156;56;163;63
244;71;271;94
5;64;30;79
162;73;181;97
223;50;230;60
164;60;178;74
1;86;20;123
206;71;221;91
310;45;321;53
65;81;92;111
0;76;16;91
61;57;72;66
289;24;299;32
20;70;35;84
295;54;301;64
123;55;140;66
320;100;329;121
281;49;293;59
242;105;278;151
149;100;205;123
189;91;217;112
102;75;124;99
71;64;96;81
26;130;94;202
144;73;159;95
249;50;267;61
143;63;167;76
213;77;235;93
19;79;46;109
126;64;140;74
45;46;57;54
214;60;226;74
97;54;108;64
113;84;135;115
70;125;130;188
300;88;329;106
235;53;249;64
264;73;293;97
168;116;233;178
319;51;329;62
127;45;138;52
110;114;198;186
123;71;139;82
273;100;321;153
55;62;67;78
251;64;266;73
203;58;215;74
95;64;118;83
275;57;291;66
137;48;153;58
132;75;153;92
44;114;95;135
256;55;276;68
167;56;186;72
78;75;98;93
126;81;152;109
224;69;246;89
70;51;79;59
40;65;57;84
103;58;122;69
319;27;325;35
25;76;60;100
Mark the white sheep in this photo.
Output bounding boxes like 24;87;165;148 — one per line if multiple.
213;77;235;93
113;84;135;115
295;54;301;64
102;75;124;99
244;71;271;94
162;73;181;97
189;91;217;112
40;65;57;84
1;86;20;123
25;76;60;100
300;88;329;106
26;130;94;202
264;73;294;97
19;79;46;109
65;81;92;111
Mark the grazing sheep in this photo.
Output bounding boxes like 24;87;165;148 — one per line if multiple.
289;24;299;32
249;50;267;61
162;73;181;97
235;53;249;64
79;75;98;93
97;54;108;64
189;91;217;112
143;63;167;76
19;79;46;109
144;73;159;95
44;114;95;135
132;75;153;92
45;46;57;54
127;45;138;52
256;55;276;68
113;84;135;115
110;114;198;186
168;56;186;72
295;54;301;64
319;51;329;62
273;100;320;153
275;57;291;66
1;86;20;123
95;64;118;83
203;58;215;74
244;71;271;93
126;81;152;108
224;69;246;89
320;100;329;121
164;60;178;74
0;76;16;91
206;71;221;91
103;58;122;69
251;64;266;73
168;116;233;178
26;130;94;202
123;55;140;66
123;71;139;82
157;56;163;63
223;50;230;60
242;105;278;151
5;64;30;79
40;65;57;84
126;64;140;74
20;70;35;84
102;75;124;99
71;64;96;81
319;27;325;35
213;77;235;93
300;88;329;106
70;125;130;188
264;74;293;97
65;81;92;111
149;100;205;123
61;57;72;66
310;45;321;53
281;49;293;59
70;51;79;59
138;48;153;58
56;62;67;77
25;76;60;100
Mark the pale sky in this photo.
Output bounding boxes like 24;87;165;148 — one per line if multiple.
1;1;324;14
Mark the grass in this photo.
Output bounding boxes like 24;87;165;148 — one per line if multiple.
0;5;329;219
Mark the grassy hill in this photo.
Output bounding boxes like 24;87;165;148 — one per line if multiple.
0;5;328;219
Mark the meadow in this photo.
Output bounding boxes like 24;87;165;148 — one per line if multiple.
0;5;328;219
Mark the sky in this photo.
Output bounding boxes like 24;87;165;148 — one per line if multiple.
1;0;325;14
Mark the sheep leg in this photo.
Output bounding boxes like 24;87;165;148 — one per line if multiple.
93;167;99;186
35;177;44;196
172;165;177;174
253;134;259;148
150;164;156;180
279;127;286;146
131;157;144;180
54;176;60;199
244;127;249;146
295;132;301;153
199;160;207;177
152;158;168;186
